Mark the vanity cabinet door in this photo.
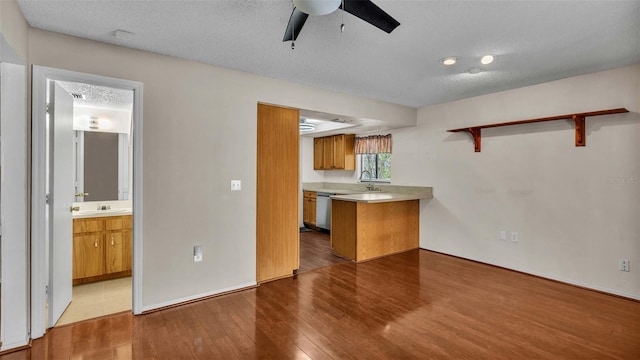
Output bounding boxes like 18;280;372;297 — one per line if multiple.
106;231;131;273
105;215;133;274
73;234;105;279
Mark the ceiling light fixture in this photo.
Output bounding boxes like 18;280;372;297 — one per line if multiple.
299;118;316;132
293;0;341;15
88;117;100;130
440;57;458;66
480;55;495;65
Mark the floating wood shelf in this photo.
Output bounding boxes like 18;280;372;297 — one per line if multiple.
447;108;629;152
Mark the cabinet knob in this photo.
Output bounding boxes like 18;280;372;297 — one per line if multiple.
111;237;115;246
94;239;98;248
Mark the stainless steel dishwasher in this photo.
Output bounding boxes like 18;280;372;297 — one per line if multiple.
316;192;333;230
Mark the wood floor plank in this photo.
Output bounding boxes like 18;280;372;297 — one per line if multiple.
4;249;640;359
299;230;348;273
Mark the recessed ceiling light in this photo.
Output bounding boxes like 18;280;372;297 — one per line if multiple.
466;67;483;74
440;57;457;66
480;55;494;65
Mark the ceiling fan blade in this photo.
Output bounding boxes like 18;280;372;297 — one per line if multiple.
283;8;309;42
340;0;400;34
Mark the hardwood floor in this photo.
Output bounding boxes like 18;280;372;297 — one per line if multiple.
3;250;639;359
299;229;348;273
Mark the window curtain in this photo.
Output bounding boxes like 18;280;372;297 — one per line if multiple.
355;134;392;154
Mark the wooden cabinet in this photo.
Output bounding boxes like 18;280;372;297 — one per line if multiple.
105;216;133;274
331;199;419;262
73;215;132;284
73;234;104;279
303;191;317;227
313;134;355;170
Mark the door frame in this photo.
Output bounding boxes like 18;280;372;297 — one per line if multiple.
30;66;144;338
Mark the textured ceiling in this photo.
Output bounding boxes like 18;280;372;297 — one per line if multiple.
57;81;133;111
17;1;640;109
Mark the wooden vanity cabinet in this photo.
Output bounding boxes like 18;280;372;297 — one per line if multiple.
105;216;133;274
73;215;132;285
72;233;104;279
303;191;317;227
313;134;355;170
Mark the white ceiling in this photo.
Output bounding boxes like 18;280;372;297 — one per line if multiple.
18;1;639;111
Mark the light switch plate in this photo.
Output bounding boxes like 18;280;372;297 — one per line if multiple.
499;230;506;241
231;180;241;191
194;245;203;262
510;232;518;243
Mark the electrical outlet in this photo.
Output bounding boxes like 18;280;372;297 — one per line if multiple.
194;245;203;262
619;259;630;272
510;231;518;243
231;180;241;191
499;230;507;241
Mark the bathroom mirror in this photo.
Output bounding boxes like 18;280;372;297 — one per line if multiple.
74;130;130;202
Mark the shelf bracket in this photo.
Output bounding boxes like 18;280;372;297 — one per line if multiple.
466;127;481;152
573;114;586;147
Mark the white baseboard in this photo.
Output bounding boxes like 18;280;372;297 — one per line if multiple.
141;282;257;313
1;337;29;352
420;248;640;301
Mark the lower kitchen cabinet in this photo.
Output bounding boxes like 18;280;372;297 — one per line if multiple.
73;215;132;285
303;191;317;227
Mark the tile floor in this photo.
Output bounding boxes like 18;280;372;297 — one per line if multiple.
55;276;132;326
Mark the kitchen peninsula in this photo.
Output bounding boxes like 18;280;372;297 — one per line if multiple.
302;183;432;262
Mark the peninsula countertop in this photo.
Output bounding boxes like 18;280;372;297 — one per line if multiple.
302;182;433;203
330;192;431;203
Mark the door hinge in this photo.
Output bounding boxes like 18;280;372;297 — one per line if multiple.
46;103;50;114
46;193;50;204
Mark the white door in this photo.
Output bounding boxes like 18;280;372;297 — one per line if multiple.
48;81;74;327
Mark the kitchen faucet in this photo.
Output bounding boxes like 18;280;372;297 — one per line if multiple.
360;169;376;191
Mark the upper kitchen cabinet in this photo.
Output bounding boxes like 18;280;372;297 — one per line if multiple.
314;134;355;170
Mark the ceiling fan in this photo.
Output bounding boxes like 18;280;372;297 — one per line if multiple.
283;0;400;46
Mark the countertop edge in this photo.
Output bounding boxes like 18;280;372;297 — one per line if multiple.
72;212;132;219
330;193;432;203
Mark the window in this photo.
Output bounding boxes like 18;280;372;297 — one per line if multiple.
359;153;391;182
355;134;392;182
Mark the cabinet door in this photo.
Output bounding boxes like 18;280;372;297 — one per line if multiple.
73;234;105;279
303;198;311;224
106;231;132;273
323;136;334;169
333;135;345;169
313;138;324;170
309;198;316;226
303;198;318;226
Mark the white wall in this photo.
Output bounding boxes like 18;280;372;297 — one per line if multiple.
28;29;416;310
0;0;30;351
393;65;640;299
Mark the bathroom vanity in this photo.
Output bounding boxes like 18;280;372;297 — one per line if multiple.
72;212;132;285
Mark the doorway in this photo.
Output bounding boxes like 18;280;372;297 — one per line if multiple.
31;66;143;338
56;80;133;326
